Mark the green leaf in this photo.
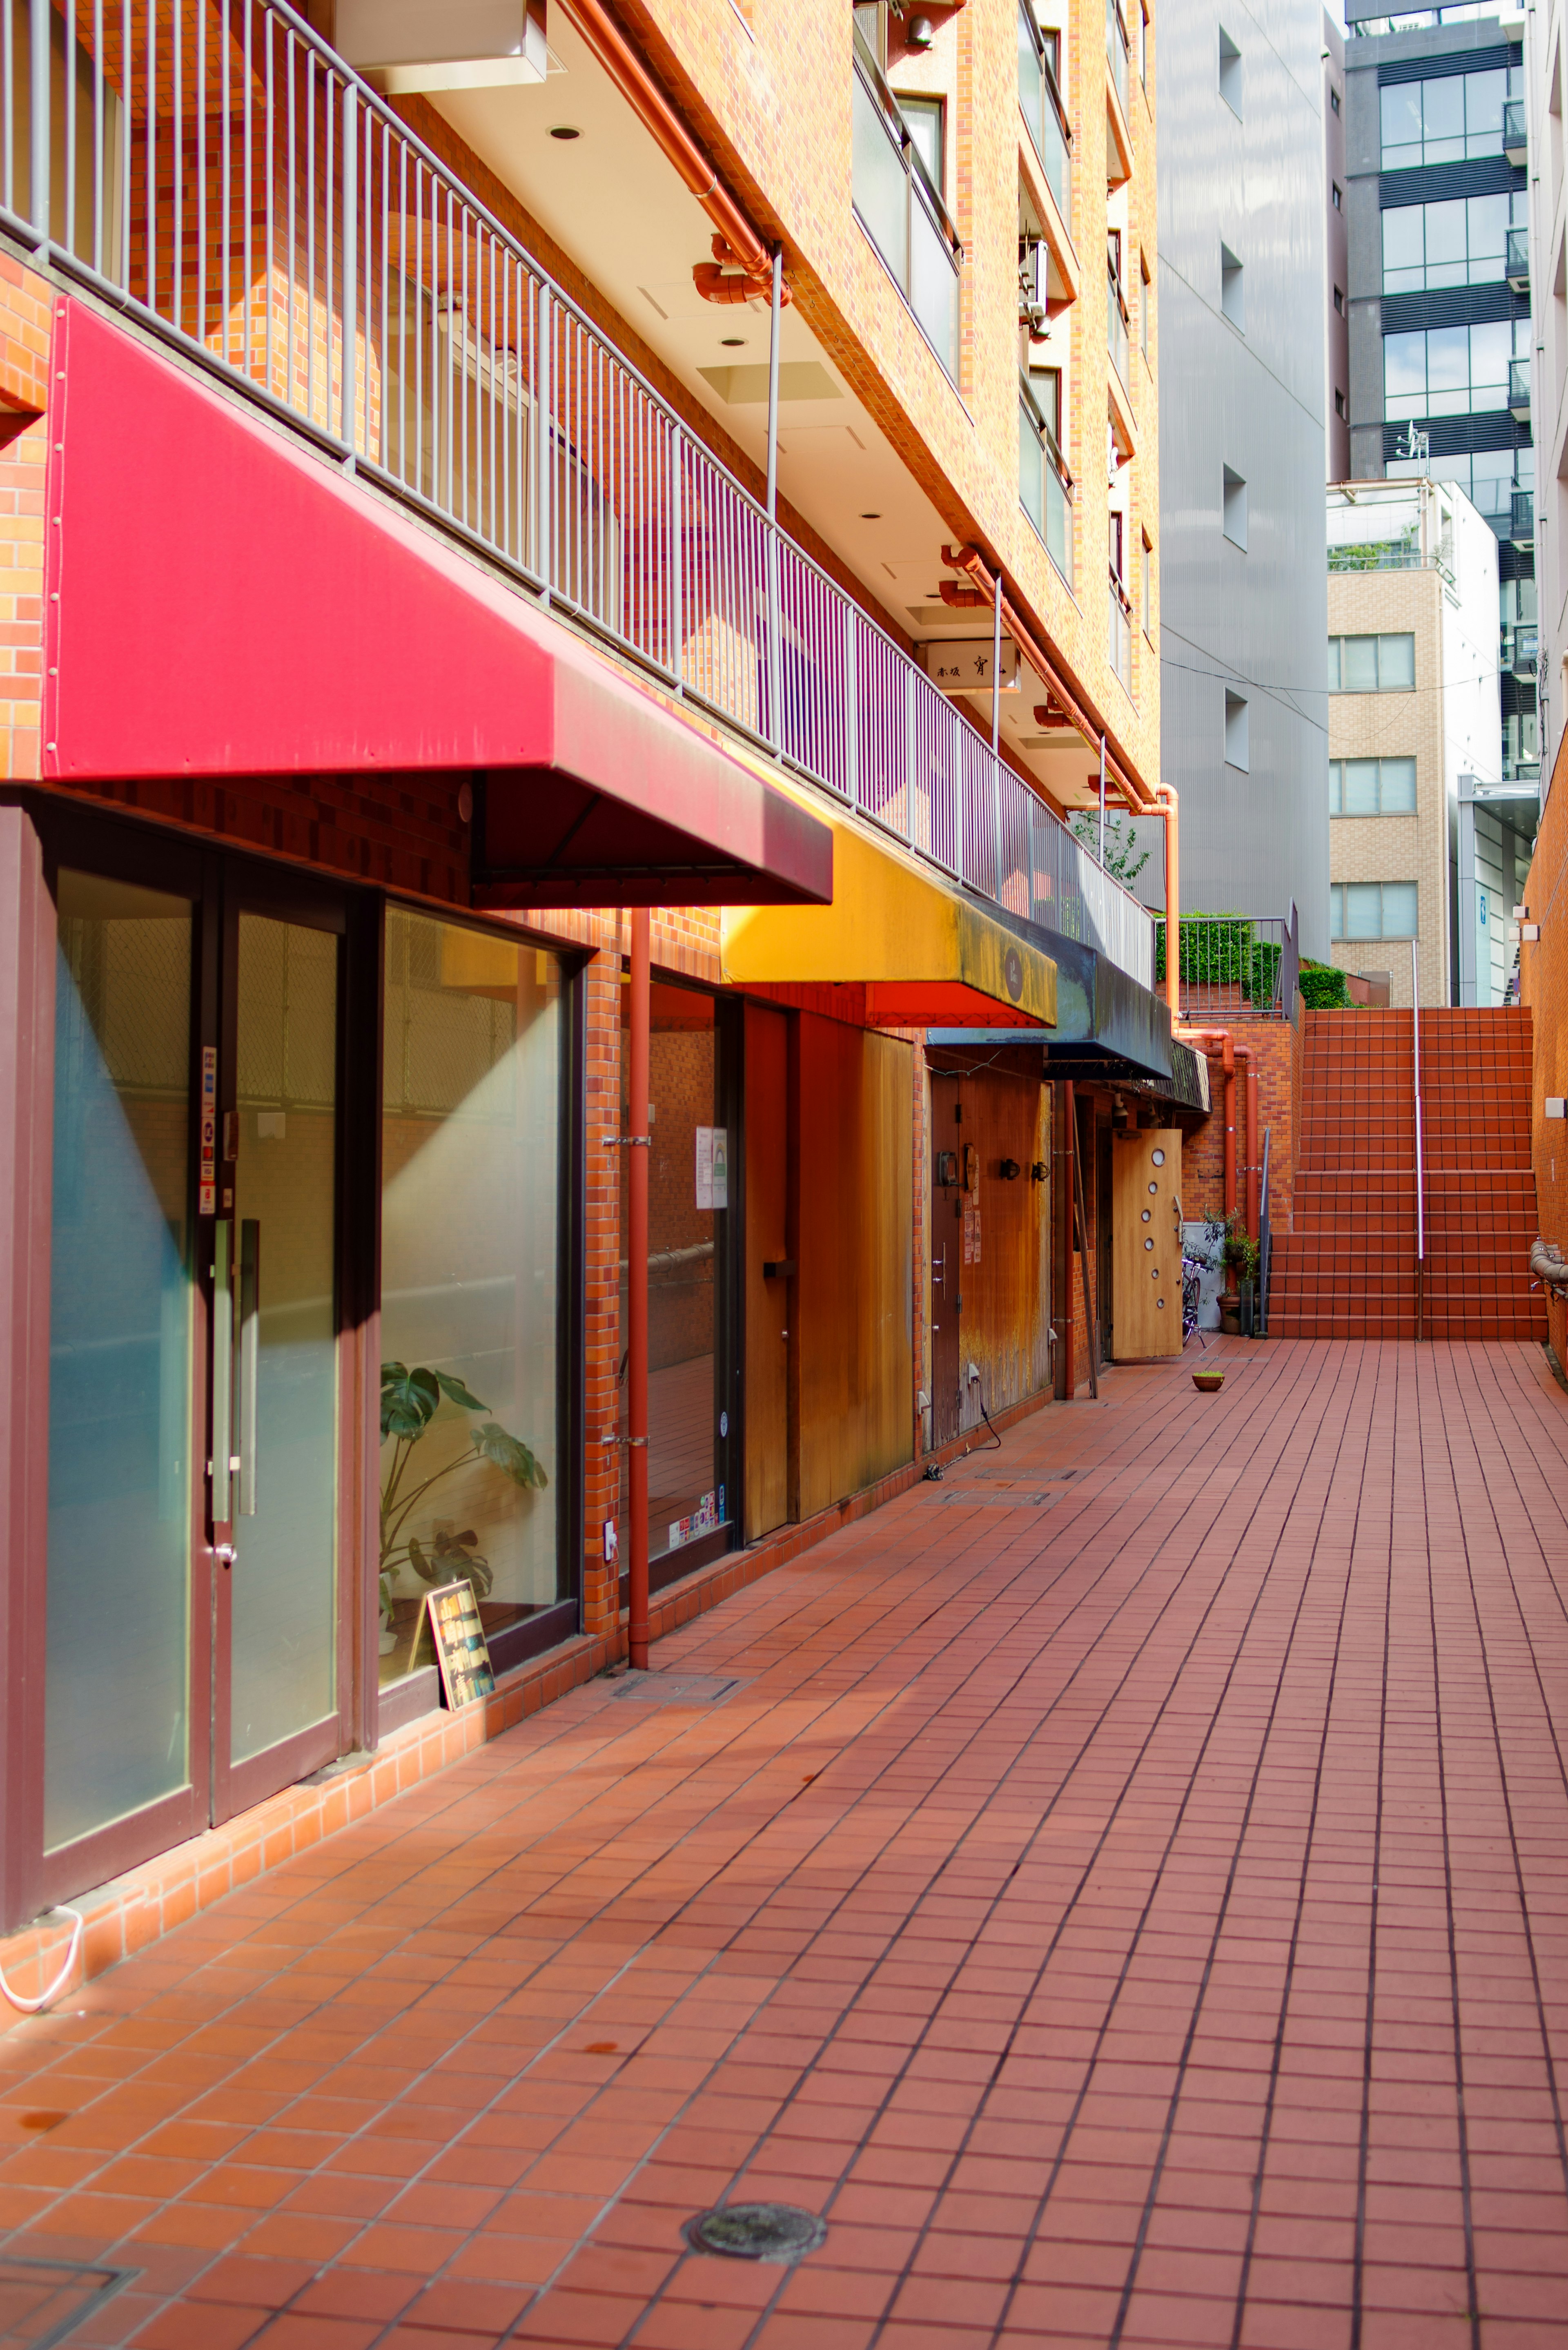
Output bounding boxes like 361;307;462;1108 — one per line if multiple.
382;1362;440;1441
407;1533;441;1585
434;1370;489;1414
470;1422;548;1490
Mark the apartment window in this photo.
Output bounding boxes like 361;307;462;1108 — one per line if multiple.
1019;369;1074;585
1330;757;1418;814
1141;531;1153;637
1225;689;1249;770
1330;85;1341;115
1219;25;1242;114
1383;318;1527;417
1221;242;1244;329
899;96;945;198
1222;465;1247;548
1380;68;1507;169
852;18;962;377
1332;181;1342;211
1328;633;1416;691
1335;388;1347;419
1140;251;1151;356
1139;1;1149;87
1381;193;1524;293
1331;881;1419;940
1334;285;1344;314
1018;2;1073;232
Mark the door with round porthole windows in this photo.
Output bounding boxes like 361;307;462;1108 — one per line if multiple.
1111;1129;1183;1360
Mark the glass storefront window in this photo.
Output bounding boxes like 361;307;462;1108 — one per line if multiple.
620;982;731;1568
379;911;565;1686
46;873;193;1851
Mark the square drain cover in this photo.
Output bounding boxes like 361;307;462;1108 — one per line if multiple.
0;2258;134;2348
612;1674;741;1705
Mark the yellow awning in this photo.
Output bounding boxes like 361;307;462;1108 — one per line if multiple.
722;814;1056;1029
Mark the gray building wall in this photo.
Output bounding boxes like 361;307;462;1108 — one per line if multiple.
1154;0;1330;954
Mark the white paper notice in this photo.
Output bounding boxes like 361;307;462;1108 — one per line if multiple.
695;1125;729;1211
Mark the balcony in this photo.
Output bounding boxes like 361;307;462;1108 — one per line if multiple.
1108;566;1133;691
1510;359;1531;423
1019;374;1075;588
1511;490;1535;545
1106;0;1131;120
0;0;1157;993
1505;98;1527;167
1505;624;1539;678
1507;225;1530;294
1018;0;1073;237
852;30;963;380
1107;260;1131;393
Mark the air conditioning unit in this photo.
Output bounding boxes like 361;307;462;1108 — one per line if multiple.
336;0;549;93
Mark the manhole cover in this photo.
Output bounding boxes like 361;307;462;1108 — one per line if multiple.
0;2257;135;2348
924;1490;1056;1509
686;2204;827;2263
612;1674;740;1706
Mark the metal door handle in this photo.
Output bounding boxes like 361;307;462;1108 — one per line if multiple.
211;1219;233;1525
238;1219;260;1516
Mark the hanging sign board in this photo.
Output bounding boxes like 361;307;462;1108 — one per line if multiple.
695;1125;729;1210
424;1580;495;1710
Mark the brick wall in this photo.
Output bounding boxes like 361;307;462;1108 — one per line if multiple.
1178;1014;1301;1236
0;260;48;787
1327;568;1448;1008
1521;740;1568;1367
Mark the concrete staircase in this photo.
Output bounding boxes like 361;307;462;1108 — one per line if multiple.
1269;1007;1544;1340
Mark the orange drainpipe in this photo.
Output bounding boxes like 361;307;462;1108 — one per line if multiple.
1154;782;1178;1019
561;0;773;276
628;907;651;1669
1175;1027;1256;1237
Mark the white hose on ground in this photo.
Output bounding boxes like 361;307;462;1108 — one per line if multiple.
0;1909;85;2014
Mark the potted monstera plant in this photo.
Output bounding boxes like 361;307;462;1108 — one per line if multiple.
380;1362;548;1655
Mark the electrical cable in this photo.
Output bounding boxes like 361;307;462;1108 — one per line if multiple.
967;1365;1004;1451
0;1909;85;2014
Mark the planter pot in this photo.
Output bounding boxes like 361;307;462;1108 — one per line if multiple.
1193;1369;1225;1393
1219;1290;1241;1337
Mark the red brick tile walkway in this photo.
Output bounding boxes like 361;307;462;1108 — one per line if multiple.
4;1338;1568;2350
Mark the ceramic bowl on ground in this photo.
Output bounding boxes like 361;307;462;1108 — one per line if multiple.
1192;1369;1225;1393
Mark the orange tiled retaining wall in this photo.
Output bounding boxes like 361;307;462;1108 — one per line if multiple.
1180;1013;1302;1236
1523;741;1568;1367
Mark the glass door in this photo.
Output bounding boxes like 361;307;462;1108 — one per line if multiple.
212;891;345;1820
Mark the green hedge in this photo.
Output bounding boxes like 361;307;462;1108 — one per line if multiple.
1154;915;1282;1008
1299;959;1352;1010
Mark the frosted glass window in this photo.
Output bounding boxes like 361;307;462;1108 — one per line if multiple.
1343;760;1380;815
1342;636;1379;692
1330;757;1417;813
46;874;192;1852
379;912;564;1687
1331;881;1419;939
1382;758;1417;810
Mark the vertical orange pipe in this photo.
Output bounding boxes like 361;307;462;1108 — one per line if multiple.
1155;782;1179;1019
628;907;650;1670
1236;1044;1258;1239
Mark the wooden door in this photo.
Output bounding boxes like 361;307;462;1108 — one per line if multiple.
1112;1128;1183;1358
929;1074;962;1446
744;1004;789;1538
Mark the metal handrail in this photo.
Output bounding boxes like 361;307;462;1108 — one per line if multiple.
0;0;1155;990
1412;938;1424;1338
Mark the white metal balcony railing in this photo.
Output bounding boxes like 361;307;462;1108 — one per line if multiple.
0;0;1155;995
1108;566;1132;690
851;26;961;382
1106;0;1131;118
1017;0;1072;236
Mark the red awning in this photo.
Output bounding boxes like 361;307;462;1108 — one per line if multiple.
43;301;831;910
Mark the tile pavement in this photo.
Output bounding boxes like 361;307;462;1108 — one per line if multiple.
2;1336;1567;2350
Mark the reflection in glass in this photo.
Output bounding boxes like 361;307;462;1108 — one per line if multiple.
380;912;563;1686
46;874;192;1851
620;983;728;1567
229;916;339;1762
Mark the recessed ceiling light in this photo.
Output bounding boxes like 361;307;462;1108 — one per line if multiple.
548;125;581;140
720;337;746;347
861;511;881;519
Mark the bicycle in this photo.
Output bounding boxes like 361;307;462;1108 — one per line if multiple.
1182;1255;1207;1349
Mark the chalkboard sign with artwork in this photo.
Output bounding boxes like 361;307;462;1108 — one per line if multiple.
424;1580;496;1710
